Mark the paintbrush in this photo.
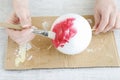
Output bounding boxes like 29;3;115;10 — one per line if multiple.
0;22;55;39
32;29;55;39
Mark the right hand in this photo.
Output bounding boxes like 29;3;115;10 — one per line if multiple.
6;13;35;45
6;0;35;45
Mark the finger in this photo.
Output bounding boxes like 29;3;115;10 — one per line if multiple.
104;12;117;32
17;28;35;45
18;12;31;28
93;11;100;29
95;11;110;34
109;25;116;31
6;28;35;45
109;13;120;31
7;12;19;24
115;13;120;29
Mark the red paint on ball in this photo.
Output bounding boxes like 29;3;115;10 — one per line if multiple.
52;18;77;48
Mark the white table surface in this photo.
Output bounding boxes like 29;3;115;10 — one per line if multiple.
0;0;120;80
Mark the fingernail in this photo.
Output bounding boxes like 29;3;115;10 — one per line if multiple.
23;24;31;28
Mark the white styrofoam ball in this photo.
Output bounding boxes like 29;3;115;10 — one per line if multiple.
51;14;92;55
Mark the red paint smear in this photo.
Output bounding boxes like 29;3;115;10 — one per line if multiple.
52;18;77;48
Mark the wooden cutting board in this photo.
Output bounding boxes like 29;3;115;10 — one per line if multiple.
4;15;120;70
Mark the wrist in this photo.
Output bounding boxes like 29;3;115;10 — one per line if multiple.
13;0;29;10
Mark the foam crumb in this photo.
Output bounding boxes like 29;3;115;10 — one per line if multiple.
42;21;49;30
15;43;32;67
27;55;33;61
15;49;18;52
31;43;40;50
86;48;94;53
47;45;52;50
26;43;32;51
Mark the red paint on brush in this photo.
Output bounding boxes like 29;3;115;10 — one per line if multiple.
52;18;77;48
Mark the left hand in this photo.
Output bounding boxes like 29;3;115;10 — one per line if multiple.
93;0;120;34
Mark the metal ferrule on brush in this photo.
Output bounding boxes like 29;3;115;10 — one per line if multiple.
32;29;48;36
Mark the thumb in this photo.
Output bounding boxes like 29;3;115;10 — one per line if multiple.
19;13;31;28
93;11;100;29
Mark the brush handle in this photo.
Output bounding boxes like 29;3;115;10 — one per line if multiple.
0;22;22;30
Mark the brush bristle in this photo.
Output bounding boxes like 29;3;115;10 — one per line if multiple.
48;31;56;39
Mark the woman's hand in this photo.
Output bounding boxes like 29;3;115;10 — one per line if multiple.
6;0;35;45
6;12;35;45
93;0;120;34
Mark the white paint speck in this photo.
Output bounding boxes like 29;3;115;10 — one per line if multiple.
26;43;32;51
47;45;52;50
27;55;33;61
42;21;49;30
86;48;94;53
